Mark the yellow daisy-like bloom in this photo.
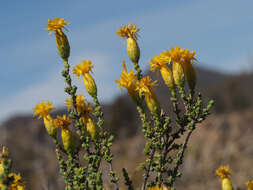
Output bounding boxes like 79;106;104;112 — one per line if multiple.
216;165;233;190
149;55;167;71
149;55;175;91
182;49;196;64
116;23;140;64
54;115;75;154
47;18;70;61
73;60;93;78
169;46;185;64
33;101;55;119
54;115;71;129
136;76;160;114
116;23;140;40
73;60;97;97
47;18;69;34
216;165;232;180
115;61;140;103
246;180;253;190
136;76;157;96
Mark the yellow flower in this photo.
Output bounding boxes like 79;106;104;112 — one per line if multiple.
182;49;196;64
73;60;93;77
61;128;76;154
160;50;172;64
44;115;57;138
54;115;76;154
169;46;185;63
47;18;69;34
54;115;72;129
116;23;140;64
73;60;97;97
149;55;175;91
216;165;232;180
33;101;55;119
149;55;167;71
47;18;70;61
136;76;157;96
216;165;233;190
136;76;160;114
86;116;98;141
8;173;25;190
115;61;140;103
246;180;253;190
116;23;139;40
173;61;185;88
66;94;88;113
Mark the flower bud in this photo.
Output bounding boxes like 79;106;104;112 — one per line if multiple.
86;117;98;141
82;73;97;97
43;116;57;138
160;66;175;91
61;128;76;154
127;37;140;64
184;62;197;91
173;62;185;88
55;30;70;61
145;90;160;115
222;178;233;190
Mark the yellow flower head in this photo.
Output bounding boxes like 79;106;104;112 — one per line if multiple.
183;48;196;64
73;60;93;79
169;46;185;63
54;115;71;129
8;173;25;189
116;23;140;40
136;76;157;96
65;94;88;113
149;55;168;72
216;165;232;180
160;50;172;64
33;101;55;119
47;18;69;34
115;61;137;91
246;180;253;190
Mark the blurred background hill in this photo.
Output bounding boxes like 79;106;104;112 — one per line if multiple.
1;66;253;189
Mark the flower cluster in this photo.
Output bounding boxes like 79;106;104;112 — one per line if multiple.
216;165;253;190
150;46;197;92
0;147;25;190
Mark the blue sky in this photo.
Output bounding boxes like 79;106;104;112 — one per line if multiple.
0;0;253;122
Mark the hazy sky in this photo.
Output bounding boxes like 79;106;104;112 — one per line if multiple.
0;0;253;122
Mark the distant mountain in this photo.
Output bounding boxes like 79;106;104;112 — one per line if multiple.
0;66;253;189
